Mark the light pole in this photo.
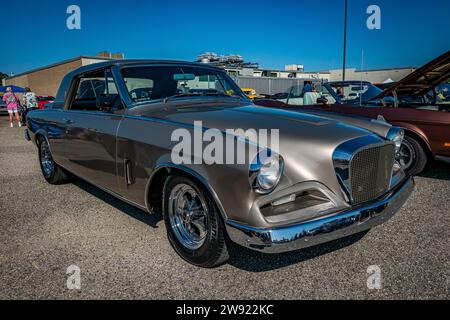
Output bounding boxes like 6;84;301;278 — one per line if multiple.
342;0;348;81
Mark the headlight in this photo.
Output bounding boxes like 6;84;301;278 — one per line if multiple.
249;149;284;194
387;127;404;153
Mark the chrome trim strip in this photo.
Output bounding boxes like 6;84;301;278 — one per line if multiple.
225;176;414;254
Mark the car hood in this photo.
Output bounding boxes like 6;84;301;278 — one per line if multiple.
375;50;450;99
132;100;385;199
132;100;377;156
271;106;393;138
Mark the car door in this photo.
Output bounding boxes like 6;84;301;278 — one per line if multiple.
63;68;124;194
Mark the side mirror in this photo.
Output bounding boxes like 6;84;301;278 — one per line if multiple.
96;94;115;112
316;97;328;105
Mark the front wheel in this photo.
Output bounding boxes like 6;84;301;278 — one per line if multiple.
398;136;428;176
163;175;229;268
38;137;71;184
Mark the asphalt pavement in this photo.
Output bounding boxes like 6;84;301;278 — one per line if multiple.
0;116;449;299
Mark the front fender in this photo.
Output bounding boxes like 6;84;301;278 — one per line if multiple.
145;158;229;221
389;121;431;151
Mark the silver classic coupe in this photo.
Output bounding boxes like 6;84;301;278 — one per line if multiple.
25;60;414;267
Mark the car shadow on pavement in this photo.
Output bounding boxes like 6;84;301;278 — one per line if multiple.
418;161;450;181
226;231;368;272
71;176;369;271
72;178;162;228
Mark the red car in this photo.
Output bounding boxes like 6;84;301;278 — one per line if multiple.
255;51;450;175
37;96;55;109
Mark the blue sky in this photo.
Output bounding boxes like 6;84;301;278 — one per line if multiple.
1;0;449;75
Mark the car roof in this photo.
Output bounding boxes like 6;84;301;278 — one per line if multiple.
55;60;226;102
68;59;223;76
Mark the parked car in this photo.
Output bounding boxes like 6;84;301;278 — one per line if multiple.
255;51;450;175
37;96;55;109
25;60;413;267
0;99;7;115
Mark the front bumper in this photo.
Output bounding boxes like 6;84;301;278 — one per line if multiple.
226;176;414;253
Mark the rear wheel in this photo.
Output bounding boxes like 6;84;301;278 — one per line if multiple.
38;137;71;184
163;175;229;268
398;135;427;176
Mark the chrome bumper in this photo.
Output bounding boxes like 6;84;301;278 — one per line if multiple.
226;176;414;254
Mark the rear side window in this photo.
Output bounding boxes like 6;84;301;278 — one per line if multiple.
76;79;106;100
69;69;120;111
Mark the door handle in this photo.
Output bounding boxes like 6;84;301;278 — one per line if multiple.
124;158;134;185
62;118;74;124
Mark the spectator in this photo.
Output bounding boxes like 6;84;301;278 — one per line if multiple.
302;81;313;95
23;87;38;111
2;87;22;128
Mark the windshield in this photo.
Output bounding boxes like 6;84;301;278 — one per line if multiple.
274;83;337;106
121;66;245;104
327;82;383;103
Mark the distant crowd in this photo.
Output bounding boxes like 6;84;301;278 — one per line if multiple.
2;86;37;128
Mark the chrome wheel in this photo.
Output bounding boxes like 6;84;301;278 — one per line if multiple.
397;141;414;171
40;140;54;178
168;183;208;250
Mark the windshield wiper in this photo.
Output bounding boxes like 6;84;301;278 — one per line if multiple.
164;92;242;103
204;92;242;100
163;93;202;103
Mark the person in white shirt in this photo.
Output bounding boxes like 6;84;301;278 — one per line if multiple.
23;87;38;111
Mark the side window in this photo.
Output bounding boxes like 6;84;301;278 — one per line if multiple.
70;69;120;111
76;79;102;100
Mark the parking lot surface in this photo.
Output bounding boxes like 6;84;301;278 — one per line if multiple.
0;116;449;299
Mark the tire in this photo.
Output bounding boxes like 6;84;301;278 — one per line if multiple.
163;175;229;268
38;137;71;184
399;135;427;176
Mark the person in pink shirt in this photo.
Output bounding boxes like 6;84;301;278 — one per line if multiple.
2;87;22;128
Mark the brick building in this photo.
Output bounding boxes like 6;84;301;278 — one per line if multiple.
5;56;117;97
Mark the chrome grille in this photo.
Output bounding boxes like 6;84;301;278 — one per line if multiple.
350;144;395;204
